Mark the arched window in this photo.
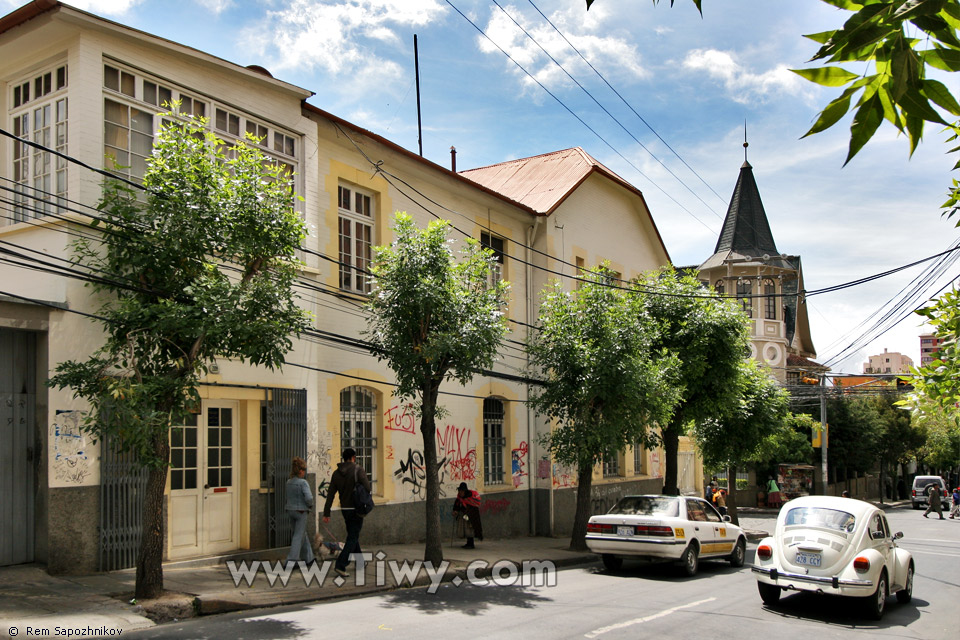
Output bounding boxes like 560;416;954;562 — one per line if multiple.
483;397;506;485
714;279;725;295
763;278;776;320
340;386;377;488
737;279;752;316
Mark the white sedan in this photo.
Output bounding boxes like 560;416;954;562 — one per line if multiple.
585;494;747;575
752;495;914;620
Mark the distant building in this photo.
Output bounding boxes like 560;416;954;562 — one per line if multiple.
863;348;913;374
919;333;944;367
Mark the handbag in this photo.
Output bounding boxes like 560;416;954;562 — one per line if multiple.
353;466;375;516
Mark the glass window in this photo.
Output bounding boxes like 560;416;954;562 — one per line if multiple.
602;451;619;477
609;496;679;517
714;279;725;295
480;232;505;289
338;184;374;294
104;98;153;181
737;279;752;316
784;507;856;533
340;386;377;489
763;278;777;320
483;398;506;485
633;440;645;475
685;498;707;521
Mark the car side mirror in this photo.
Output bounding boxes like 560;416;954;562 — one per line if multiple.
894;531;903;540
723;515;732;522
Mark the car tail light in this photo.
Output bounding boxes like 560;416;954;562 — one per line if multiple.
853;556;870;572
635;525;674;537
587;523;616;534
757;545;772;560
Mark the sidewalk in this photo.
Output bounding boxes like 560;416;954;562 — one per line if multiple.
0;536;598;638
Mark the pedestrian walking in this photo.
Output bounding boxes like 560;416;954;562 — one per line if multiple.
950;487;960;519
323;448;372;578
706;478;718;503
453;482;484;549
285;456;315;566
923;483;945;519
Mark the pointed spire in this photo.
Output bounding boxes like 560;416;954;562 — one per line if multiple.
743;120;749;165
713;146;778;256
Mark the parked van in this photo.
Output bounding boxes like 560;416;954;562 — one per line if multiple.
911;475;948;509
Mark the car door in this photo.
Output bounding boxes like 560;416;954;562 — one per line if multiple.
868;511;895;581
700;499;734;556
685;498;716;552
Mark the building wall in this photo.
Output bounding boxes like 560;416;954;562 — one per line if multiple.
1;5;699;569
863;349;913;374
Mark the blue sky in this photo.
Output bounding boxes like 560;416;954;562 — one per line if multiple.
7;0;959;372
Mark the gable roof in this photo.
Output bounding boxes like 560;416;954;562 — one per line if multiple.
460;147;669;259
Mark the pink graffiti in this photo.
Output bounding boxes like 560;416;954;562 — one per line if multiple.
480;497;511;516
384;404;416;434
552;463;574;488
437;425;476;481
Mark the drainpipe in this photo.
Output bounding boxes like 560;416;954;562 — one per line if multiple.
526;217;544;535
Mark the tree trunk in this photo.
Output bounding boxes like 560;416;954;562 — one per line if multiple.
727;464;739;526
135;433;169;600
569;464;594;551
661;424;680;495
420;382;443;566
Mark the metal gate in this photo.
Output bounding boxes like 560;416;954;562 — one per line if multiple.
678;451;697;496
98;433;149;571
0;329;36;567
266;388;307;547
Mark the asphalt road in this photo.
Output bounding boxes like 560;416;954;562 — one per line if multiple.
127;506;959;640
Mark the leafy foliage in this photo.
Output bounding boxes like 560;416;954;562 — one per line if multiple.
49;112;309;466
633;268;753;494
529;266;681;471
752;412;819;476
365;213;510;401
909;394;960;469
692;360;790;469
904;287;960;409
824;394;883;476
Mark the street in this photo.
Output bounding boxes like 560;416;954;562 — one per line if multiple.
125;506;959;639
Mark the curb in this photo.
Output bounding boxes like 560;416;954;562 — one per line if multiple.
195;553;598;616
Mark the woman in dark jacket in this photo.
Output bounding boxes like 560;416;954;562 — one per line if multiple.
285;456;315;565
453;482;483;549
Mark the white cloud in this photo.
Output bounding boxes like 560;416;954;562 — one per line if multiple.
49;0;142;14
477;3;647;95
241;0;446;88
681;48;810;103
195;0;233;14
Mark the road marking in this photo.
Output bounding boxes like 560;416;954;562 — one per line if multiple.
584;597;716;638
903;538;960;545
903;548;960;558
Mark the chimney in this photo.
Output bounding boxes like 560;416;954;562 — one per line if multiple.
450;146;457;172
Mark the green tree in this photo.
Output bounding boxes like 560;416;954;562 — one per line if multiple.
365;213;509;565
48;113;309;599
909;288;960;409
911;396;960;471
528;266;681;550
871;390;925;498
692;359;790;523
633;268;753;496
824;394;882;481
752;412;819;477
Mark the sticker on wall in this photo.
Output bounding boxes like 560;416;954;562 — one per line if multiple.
52;409;92;485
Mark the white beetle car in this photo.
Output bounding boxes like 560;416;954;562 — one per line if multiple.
752;495;914;619
585;494;747;575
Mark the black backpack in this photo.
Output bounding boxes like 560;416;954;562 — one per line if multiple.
353;466;374;517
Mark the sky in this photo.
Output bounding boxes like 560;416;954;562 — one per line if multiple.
5;0;958;373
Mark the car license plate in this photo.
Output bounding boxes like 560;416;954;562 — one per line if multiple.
795;552;821;567
617;526;634;537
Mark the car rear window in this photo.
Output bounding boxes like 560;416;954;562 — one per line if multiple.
609;496;679;517
784;507;856;533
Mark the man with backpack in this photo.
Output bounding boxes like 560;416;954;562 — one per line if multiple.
323;448;372;578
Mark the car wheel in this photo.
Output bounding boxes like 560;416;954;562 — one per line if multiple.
912;501;920;510
757;581;781;605
728;538;746;567
601;554;623;572
864;570;887;620
896;564;914;604
680;543;699;576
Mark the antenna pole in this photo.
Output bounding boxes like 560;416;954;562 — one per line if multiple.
415;34;423;157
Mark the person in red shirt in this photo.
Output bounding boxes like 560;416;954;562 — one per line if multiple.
453;482;484;549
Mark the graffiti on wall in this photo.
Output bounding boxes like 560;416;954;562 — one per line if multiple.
393;448;449;500
480;497;511;516
384;403;416;434
651;450;663;478
436;425;476;482
511;441;528;488
308;430;335;498
52;409;91;485
552;462;575;488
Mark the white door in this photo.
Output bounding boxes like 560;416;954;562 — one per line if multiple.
168;401;240;559
678;451;696;495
